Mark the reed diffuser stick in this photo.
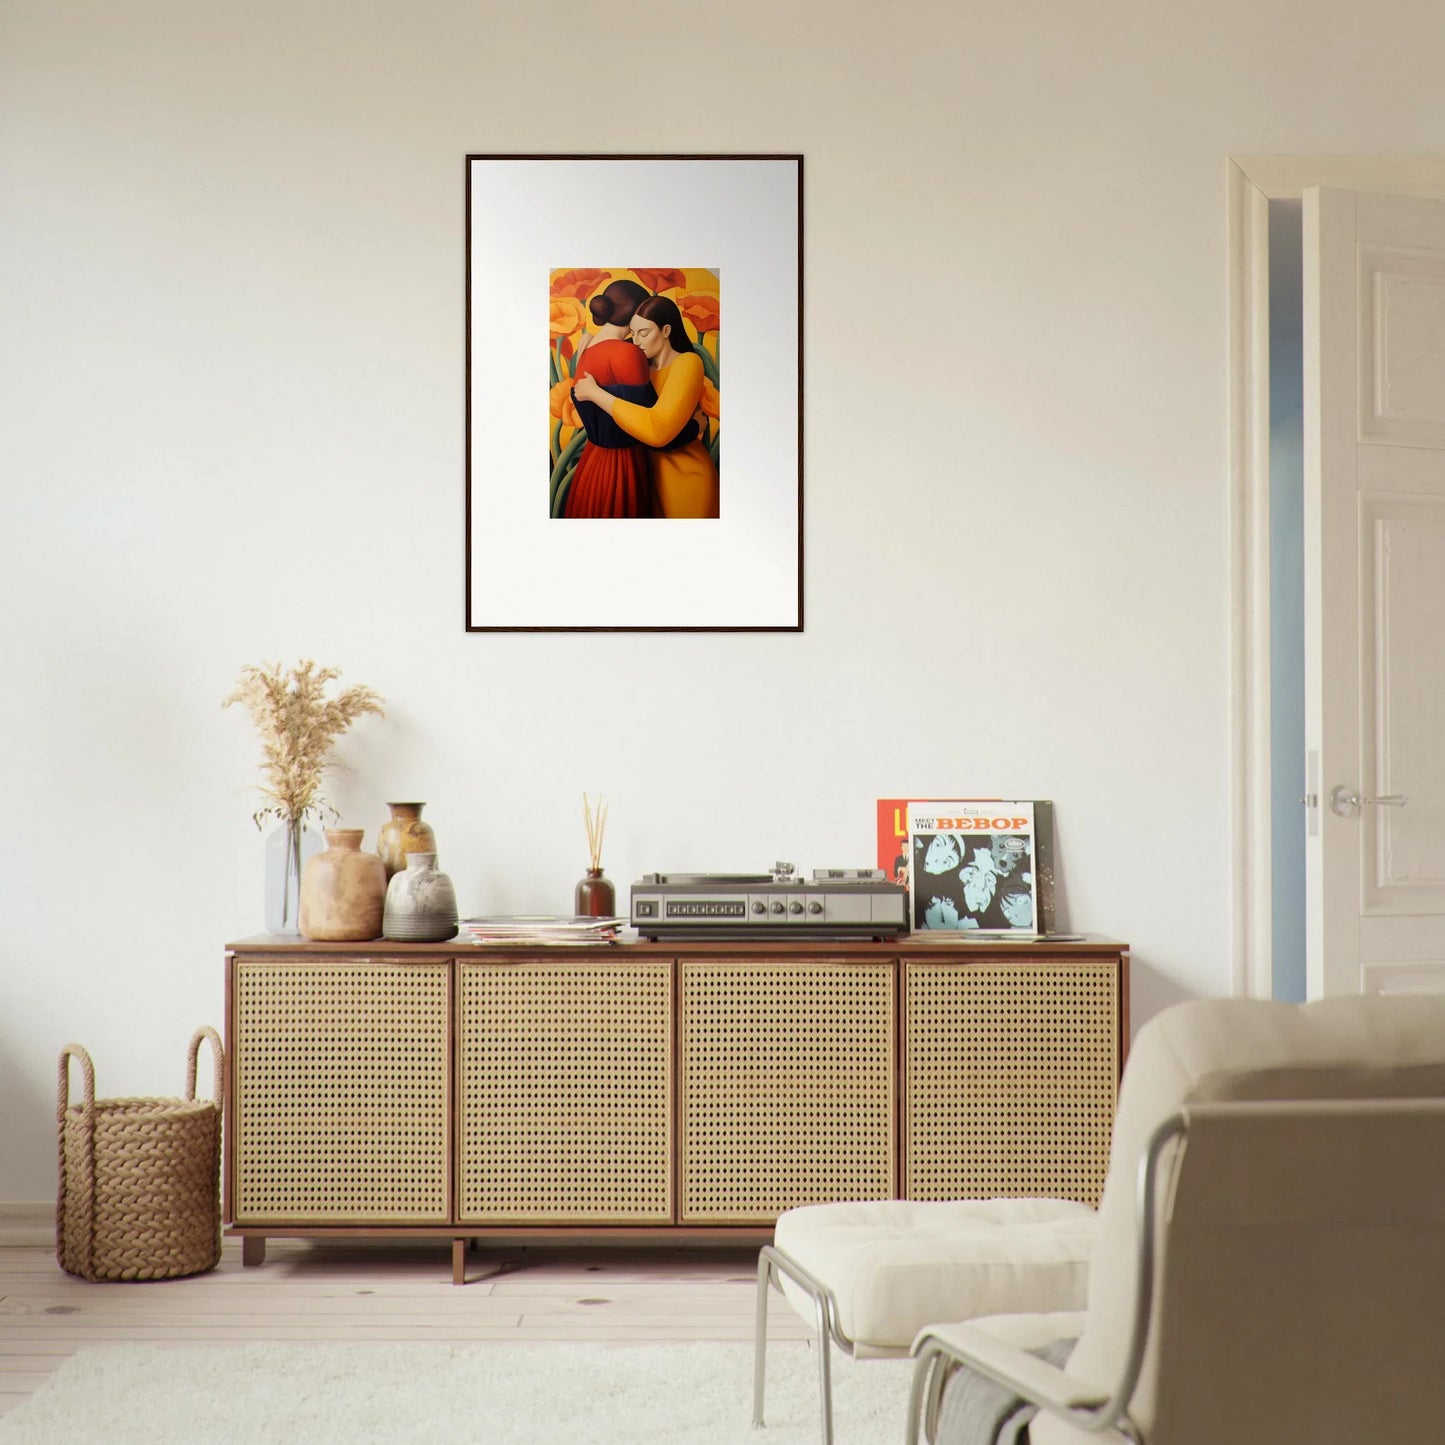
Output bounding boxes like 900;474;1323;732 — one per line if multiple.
582;792;608;870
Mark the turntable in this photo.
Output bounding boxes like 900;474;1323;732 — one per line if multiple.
630;862;907;940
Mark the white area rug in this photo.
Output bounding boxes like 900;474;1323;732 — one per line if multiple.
0;1340;915;1444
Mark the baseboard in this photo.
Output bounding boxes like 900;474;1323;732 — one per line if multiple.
0;1201;53;1247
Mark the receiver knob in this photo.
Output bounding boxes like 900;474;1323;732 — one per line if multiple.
807;901;824;915
789;901;804;915
770;901;785;915
752;901;766;914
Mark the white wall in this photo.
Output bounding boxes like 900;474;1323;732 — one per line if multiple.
5;0;1444;1202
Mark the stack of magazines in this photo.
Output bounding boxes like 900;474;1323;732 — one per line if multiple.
459;915;627;946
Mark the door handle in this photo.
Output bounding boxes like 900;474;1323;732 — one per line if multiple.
1329;785;1408;817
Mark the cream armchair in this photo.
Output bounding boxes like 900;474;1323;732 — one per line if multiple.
907;994;1445;1445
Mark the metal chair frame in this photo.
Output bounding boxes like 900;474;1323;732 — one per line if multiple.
903;1112;1186;1444
753;1242;878;1445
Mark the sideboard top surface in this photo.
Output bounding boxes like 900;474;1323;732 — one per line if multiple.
227;933;1127;959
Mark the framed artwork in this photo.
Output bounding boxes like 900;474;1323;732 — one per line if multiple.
465;154;803;632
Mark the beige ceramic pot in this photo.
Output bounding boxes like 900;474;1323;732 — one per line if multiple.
376;802;438;880
299;829;386;941
383;853;459;942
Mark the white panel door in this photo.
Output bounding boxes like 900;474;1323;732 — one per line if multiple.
1305;187;1445;996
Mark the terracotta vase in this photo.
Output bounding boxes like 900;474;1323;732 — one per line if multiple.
574;867;616;918
383;853;459;942
376;802;438;880
299;829;386;941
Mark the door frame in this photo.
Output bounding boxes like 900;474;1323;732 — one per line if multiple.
1227;156;1445;999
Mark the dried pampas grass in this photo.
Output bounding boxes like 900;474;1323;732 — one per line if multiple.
223;660;385;828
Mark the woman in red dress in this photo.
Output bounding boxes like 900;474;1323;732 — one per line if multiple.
562;280;656;518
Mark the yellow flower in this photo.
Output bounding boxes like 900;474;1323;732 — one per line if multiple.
550;378;580;429
549;296;587;338
700;377;720;420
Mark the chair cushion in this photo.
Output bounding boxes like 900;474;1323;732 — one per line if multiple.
772;1198;1097;1354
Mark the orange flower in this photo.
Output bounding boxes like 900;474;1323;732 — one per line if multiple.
549;296;587;338
549;377;579;429
700;378;720;419
630;268;686;294
679;293;720;336
551;268;611;300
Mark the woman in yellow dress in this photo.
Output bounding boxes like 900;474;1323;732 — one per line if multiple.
572;295;719;519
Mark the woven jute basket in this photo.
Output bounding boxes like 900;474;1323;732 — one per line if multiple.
56;1026;223;1282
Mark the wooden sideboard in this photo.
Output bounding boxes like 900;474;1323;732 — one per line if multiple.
224;935;1128;1281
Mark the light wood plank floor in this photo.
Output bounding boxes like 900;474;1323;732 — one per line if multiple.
0;1239;812;1415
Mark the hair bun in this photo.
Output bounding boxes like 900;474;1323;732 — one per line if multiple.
589;294;613;324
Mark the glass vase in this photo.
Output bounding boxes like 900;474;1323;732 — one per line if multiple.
264;819;323;936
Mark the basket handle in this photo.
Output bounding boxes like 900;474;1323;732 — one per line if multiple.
57;1043;95;1126
185;1026;224;1105
56;1043;98;1278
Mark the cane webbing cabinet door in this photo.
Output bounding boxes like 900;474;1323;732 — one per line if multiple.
232;957;450;1223
678;957;896;1223
225;936;1127;1262
457;958;673;1223
903;958;1119;1206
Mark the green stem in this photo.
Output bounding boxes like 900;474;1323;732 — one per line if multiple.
552;459;580;518
696;334;719;386
549;429;587;511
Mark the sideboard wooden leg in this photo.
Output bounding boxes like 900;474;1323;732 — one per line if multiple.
452;1237;465;1285
241;1236;266;1268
